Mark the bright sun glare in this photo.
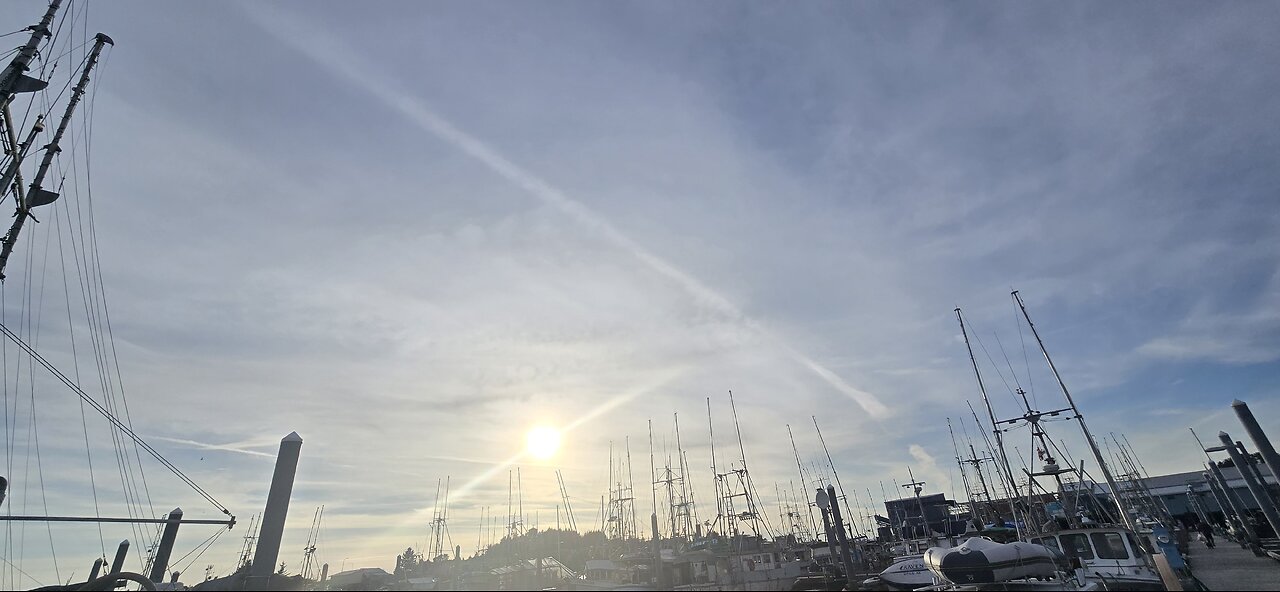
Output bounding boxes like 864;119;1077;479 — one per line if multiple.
526;426;561;460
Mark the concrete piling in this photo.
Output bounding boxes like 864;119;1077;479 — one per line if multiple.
249;432;304;587
149;508;183;583
1232;399;1280;483
1218;431;1280;539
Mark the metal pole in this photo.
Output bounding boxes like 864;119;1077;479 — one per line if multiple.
87;558;103;582
0;515;232;525
1218;432;1280;538
148;508;183;583
1233;399;1280;483
250;432;304;586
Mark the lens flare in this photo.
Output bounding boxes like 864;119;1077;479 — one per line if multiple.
526;426;561;460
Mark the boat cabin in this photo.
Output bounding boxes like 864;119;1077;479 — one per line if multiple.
1027;527;1162;589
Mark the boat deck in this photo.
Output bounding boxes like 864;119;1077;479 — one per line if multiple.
1186;537;1280;591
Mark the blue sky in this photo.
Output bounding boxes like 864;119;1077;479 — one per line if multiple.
2;0;1278;585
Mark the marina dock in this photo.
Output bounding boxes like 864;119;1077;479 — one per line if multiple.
1187;539;1280;591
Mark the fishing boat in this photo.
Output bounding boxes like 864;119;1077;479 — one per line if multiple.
944;295;1173;590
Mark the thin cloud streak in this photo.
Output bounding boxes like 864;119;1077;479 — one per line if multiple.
241;3;889;420
147;435;276;459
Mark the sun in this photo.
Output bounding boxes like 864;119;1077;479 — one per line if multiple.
526;426;561;460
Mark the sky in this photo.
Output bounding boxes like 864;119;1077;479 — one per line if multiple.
2;0;1279;586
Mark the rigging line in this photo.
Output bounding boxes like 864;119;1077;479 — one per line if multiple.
1013;297;1037;409
992;331;1022;392
74;45;156;530
35;37;93;70
18;229;38;579
32;0;71;82
0;322;233;515
75;67;156;531
170;526;225;576
59;121;142;537
28;192;61;584
55;202;104;557
31;48;88;125
969;328;1019;405
60;138;148;551
0;553;44;587
61;166;144;550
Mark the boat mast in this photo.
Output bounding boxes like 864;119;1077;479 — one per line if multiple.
902;467;930;539
0;32;113;280
673;412;695;539
813;416;860;539
787;424;821;540
625;436;636;540
648;419;659;539
955;307;1025;536
0;110;43;208
1011;291;1134;531
728;390;763;537
0;0;61;109
947;418;979;525
707;396;735;586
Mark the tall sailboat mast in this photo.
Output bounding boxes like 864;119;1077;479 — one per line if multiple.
1012;291;1134;531
0;0;62;108
0;32;113;279
955;307;1024;536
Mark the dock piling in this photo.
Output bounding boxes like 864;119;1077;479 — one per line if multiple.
249;431;304;587
1232;400;1280;484
1218;432;1280;539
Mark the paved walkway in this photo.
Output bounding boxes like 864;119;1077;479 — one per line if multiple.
1186;537;1280;590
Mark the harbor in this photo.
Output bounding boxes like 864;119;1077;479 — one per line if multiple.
2;1;1280;590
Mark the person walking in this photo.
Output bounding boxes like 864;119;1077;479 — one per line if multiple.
1196;520;1215;549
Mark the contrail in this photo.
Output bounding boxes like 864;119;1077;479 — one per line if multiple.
147;435;276;459
242;5;887;419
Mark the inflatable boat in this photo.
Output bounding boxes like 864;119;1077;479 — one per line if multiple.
923;537;1065;585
